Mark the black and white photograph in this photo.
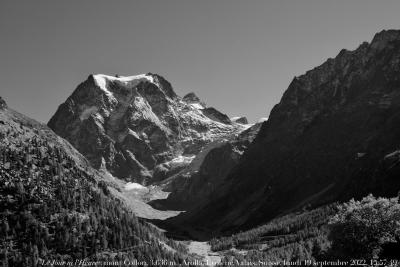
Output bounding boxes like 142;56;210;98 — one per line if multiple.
1;1;400;266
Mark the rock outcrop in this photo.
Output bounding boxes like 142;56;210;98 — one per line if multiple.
0;96;7;110
231;116;248;124
201;107;232;124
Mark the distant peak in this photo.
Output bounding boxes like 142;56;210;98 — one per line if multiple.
231;116;248;124
183;92;201;103
372;29;400;41
0;96;7;110
183;92;206;109
371;29;400;50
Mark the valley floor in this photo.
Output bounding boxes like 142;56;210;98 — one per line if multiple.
111;177;224;265
187;241;222;267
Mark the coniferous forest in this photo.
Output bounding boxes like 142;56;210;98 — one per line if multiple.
209;197;400;264
0;109;194;266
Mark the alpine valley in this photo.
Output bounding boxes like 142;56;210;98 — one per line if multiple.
2;29;400;266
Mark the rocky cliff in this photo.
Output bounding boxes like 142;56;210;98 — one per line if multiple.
151;121;262;211
48;73;246;184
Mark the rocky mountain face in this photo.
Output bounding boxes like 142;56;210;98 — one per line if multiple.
48;73;246;184
152;122;262;211
167;29;400;235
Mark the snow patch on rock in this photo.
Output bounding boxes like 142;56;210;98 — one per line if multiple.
258;117;269;123
92;74;155;102
125;182;147;191
190;103;204;110
79;106;99;121
384;150;400;159
170;155;195;165
93;74;154;88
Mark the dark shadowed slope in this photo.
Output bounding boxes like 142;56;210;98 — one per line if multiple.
166;29;400;235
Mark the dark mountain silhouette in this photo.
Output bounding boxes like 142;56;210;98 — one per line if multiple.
164;29;400;236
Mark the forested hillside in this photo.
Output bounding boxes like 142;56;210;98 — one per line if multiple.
210;195;400;264
210;205;336;263
0;104;194;266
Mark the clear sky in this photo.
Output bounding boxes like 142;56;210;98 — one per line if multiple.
1;0;400;123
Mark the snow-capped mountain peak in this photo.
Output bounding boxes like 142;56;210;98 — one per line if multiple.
49;73;248;184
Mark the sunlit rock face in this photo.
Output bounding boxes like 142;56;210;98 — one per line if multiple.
48;73;247;184
154;121;263;211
